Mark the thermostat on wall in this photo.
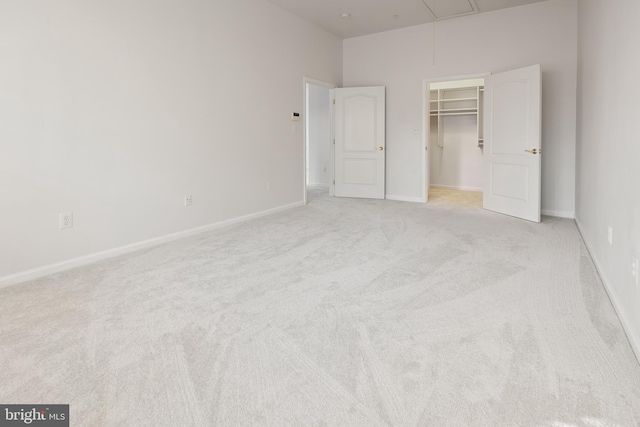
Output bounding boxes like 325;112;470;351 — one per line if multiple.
292;112;300;121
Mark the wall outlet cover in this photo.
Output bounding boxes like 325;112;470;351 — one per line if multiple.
59;212;73;229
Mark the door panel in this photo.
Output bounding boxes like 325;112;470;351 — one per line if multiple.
334;87;385;199
344;96;376;152
490;164;529;200
344;159;376;184
492;81;530;154
483;65;541;222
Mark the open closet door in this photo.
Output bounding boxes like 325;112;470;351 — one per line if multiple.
483;64;541;222
334;87;385;199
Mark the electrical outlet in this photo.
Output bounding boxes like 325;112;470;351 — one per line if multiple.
632;257;639;286
608;226;613;245
267;181;272;191
59;212;73;229
184;194;192;207
413;128;421;135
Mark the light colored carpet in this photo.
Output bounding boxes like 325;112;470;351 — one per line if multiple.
1;188;640;426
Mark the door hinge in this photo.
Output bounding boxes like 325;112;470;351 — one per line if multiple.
333;180;335;185
333;139;335;145
333;99;336;105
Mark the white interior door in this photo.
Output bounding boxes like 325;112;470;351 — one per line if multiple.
334;87;385;199
483;64;542;222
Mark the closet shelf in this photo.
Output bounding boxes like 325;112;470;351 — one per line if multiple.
429;82;484;148
431;108;478;114
430;112;477;117
438;96;478;102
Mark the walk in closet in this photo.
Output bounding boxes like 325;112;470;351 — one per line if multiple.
429;78;484;191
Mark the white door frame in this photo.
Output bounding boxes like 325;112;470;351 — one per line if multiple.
303;77;336;205
421;73;489;203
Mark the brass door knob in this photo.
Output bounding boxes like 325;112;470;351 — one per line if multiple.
525;148;540;155
378;146;384;151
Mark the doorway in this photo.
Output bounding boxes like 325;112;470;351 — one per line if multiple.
303;78;335;204
423;75;486;205
422;65;542;222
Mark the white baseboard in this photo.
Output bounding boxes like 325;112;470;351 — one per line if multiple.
575;218;640;364
542;209;575;219
0;201;304;289
430;184;483;192
385;194;424;203
307;183;330;188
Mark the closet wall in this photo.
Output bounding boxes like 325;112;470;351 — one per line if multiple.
429;115;482;191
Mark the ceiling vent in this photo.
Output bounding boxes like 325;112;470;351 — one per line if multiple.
419;0;479;20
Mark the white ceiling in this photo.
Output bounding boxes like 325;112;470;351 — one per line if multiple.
263;0;550;39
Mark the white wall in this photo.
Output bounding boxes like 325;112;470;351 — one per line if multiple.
0;0;342;280
343;0;577;216
429;114;483;191
307;84;331;186
576;0;640;357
